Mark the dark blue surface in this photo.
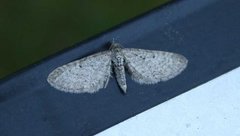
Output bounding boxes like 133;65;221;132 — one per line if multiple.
1;0;240;136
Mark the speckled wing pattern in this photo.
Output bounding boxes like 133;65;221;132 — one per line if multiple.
47;51;112;93
122;48;188;84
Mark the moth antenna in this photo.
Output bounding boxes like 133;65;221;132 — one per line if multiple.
112;38;115;44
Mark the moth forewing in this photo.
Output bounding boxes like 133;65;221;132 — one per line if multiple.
47;51;112;93
122;48;188;84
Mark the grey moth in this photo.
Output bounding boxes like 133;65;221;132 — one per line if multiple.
47;42;188;93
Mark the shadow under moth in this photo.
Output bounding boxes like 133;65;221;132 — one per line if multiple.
47;42;188;94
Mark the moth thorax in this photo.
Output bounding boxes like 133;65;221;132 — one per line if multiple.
113;54;124;67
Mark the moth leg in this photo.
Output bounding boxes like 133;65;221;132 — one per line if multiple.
104;61;112;88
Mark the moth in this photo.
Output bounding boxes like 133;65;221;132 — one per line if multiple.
47;42;188;93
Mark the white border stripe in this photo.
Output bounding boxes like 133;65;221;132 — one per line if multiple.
97;67;240;136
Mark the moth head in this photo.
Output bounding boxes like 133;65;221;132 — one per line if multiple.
110;42;123;51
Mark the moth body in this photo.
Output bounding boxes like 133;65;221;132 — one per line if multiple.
111;43;127;93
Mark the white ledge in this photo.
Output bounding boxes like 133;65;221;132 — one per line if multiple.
97;67;240;136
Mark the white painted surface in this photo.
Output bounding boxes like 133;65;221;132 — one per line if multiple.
97;67;240;136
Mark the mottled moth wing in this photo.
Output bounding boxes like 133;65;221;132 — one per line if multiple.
122;48;188;84
47;51;112;93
